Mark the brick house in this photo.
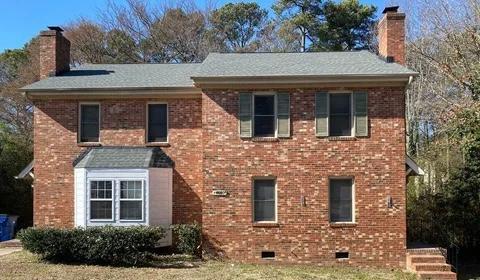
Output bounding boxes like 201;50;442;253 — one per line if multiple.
21;7;424;267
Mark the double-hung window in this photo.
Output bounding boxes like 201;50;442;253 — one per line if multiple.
147;103;168;143
329;178;354;223
239;92;290;138
329;93;352;136
254;95;276;137
119;180;143;221
315;92;368;137
88;179;145;223
79;103;100;142
253;178;276;222
89;180;114;221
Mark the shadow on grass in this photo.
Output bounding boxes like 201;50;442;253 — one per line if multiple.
33;253;202;269
150;254;202;269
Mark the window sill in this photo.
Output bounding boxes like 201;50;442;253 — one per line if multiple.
250;137;279;142
329;222;357;228
252;222;279;228
325;136;357;141
78;142;102;147
145;142;170;147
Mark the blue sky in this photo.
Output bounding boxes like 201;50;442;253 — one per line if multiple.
0;0;387;52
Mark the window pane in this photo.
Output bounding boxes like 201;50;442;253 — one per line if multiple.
330;179;353;222
330;94;351;114
254;180;275;200
90;201;112;220
254;201;275;222
253;179;275;222
80;105;99;142
254;116;275;137
120;201;142;220
329;94;351;136
120;181;142;199
254;95;275;115
81;105;99;123
90;181;112;199
148;104;167;142
330;115;352;136
81;124;99;142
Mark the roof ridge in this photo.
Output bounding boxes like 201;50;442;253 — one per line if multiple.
78;62;202;66
209;50;370;55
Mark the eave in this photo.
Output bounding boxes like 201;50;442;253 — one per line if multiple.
23;86;202;99
192;74;417;89
406;155;425;176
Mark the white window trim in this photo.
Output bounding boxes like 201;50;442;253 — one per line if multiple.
253;92;277;138
327;91;355;137
252;177;278;223
78;102;101;143
146;102;169;144
88;179;115;222
119;180;145;222
328;177;355;224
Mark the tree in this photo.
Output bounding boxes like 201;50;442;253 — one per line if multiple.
405;0;480;99
106;29;142;63
257;20;302;52
407;104;480;248
150;8;209;62
0;42;37;229
100;0;211;63
273;0;322;51
210;2;268;52
64;19;110;64
273;0;375;51
314;0;376;51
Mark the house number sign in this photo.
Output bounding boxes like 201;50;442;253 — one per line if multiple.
212;190;228;196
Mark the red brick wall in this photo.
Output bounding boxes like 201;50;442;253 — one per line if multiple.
34;88;406;268
39;30;70;79
378;12;406;65
33;97;203;227
201;88;406;268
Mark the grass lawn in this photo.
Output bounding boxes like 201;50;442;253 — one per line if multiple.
0;251;417;280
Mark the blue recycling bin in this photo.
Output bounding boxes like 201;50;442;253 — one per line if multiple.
0;214;9;241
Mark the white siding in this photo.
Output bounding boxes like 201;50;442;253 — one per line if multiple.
149;168;173;246
73;167;173;246
74;168;87;227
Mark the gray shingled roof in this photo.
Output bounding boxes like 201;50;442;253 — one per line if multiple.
192;51;417;78
23;51;417;91
73;147;173;168
23;63;200;91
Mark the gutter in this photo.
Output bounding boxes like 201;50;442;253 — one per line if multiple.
191;73;419;88
23;86;202;98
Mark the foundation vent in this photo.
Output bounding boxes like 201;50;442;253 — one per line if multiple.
261;251;275;259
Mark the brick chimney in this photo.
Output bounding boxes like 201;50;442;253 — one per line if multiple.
39;26;70;79
378;6;405;65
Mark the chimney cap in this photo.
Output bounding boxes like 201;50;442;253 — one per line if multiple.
382;6;399;14
47;26;64;32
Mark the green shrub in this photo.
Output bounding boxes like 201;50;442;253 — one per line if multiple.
18;226;165;266
171;222;201;256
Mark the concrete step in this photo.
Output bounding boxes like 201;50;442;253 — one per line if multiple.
410;255;446;264
414;263;452;272
0;239;22;248
418;271;457;280
407;248;446;256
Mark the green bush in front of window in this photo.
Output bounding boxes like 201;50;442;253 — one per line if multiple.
18;226;165;266
171;222;201;256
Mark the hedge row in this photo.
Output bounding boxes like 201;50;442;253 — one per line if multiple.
18;226;165;266
18;224;202;266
